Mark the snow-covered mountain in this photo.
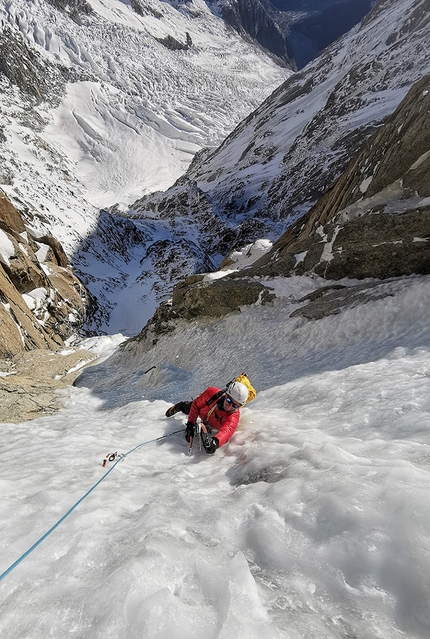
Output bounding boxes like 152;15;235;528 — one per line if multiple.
0;0;290;238
220;0;376;70
128;72;428;355
87;0;430;335
0;0;293;337
1;0;429;340
180;0;430;229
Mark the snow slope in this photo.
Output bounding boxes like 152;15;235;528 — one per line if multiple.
0;0;289;238
184;0;430;225
1;273;430;638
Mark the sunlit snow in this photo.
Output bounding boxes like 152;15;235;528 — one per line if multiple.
1;1;430;636
0;0;290;232
1;274;430;638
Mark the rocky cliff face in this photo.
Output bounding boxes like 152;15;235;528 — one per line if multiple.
219;0;293;67
249;75;430;281
128;74;430;349
0;25;71;103
0;191;97;422
129;272;276;350
129;0;430;279
217;0;373;70
0;192;90;357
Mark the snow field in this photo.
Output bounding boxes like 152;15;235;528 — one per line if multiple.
1;0;290;217
1;274;430;637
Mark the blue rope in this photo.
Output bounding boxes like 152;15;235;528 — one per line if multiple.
0;428;184;582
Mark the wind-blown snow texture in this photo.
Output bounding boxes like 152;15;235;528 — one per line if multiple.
1;273;430;638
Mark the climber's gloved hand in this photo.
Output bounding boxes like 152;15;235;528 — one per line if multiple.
201;432;219;455
185;421;196;442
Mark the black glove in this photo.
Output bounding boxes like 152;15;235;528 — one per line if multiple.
201;432;219;455
185;421;196;442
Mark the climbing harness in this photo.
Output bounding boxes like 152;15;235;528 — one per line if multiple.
0;427;184;583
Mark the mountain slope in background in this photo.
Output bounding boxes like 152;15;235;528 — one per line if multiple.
116;75;429;352
248;74;430;283
0;0;292;337
182;0;430;230
220;0;375;70
0;0;290;239
1;0;430;340
90;0;429;335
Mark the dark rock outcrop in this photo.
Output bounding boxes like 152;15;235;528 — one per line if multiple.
221;0;292;67
46;0;93;23
172;274;275;319
127;273;275;350
0;26;70;103
288;279;403;321
247;75;430;281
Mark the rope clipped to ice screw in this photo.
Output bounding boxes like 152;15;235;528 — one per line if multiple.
0;427;185;583
102;451;125;466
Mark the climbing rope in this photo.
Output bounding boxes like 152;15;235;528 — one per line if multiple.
0;427;184;583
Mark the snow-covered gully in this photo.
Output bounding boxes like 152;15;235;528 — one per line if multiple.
1;274;430;638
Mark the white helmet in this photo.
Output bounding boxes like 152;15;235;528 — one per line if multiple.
226;381;248;406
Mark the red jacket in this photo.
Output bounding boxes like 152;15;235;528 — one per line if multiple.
188;386;240;447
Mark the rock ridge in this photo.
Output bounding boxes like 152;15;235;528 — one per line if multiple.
0;192;91;358
247;75;430;281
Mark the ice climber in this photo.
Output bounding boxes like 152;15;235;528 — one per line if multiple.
165;380;250;454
